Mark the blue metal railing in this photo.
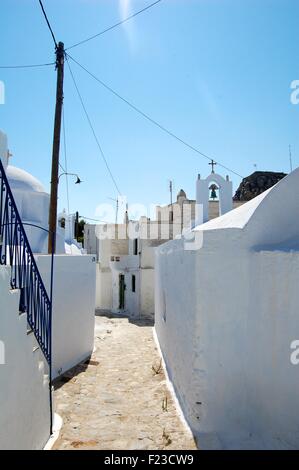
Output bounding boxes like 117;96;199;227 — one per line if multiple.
0;159;51;365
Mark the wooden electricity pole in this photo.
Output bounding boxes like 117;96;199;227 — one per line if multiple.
48;42;65;254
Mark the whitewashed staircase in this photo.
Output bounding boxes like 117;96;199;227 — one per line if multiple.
0;264;51;449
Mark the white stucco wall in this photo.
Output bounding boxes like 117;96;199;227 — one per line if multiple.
96;265;112;310
155;169;299;449
84;224;98;258
35;255;96;379
0;265;51;449
140;268;155;318
124;270;140;317
156;239;299;449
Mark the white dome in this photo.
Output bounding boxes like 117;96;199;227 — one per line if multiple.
6;165;46;193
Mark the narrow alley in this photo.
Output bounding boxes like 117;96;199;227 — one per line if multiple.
53;313;197;450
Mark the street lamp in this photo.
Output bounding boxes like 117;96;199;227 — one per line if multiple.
59;172;82;184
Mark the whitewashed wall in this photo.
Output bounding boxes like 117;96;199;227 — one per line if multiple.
96;266;112;310
140;269;155;317
0;266;51;449
124;270;140;317
84;224;97;258
36;255;96;379
155;169;299;450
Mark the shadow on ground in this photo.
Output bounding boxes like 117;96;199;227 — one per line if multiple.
54;310;154;389
95;309;154;327
53;357;95;390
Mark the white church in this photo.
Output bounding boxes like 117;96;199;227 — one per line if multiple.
85;168;242;321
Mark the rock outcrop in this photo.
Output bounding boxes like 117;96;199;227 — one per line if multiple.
233;171;287;201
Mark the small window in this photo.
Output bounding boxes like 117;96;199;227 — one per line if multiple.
133;238;138;255
132;275;136;293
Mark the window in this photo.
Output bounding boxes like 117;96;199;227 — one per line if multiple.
132;275;136;293
133;238;138;255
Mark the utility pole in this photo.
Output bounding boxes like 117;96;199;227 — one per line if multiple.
48;41;65;254
116;198;119;225
108;197;119;225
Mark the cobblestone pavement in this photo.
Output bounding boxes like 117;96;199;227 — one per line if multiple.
52;313;197;450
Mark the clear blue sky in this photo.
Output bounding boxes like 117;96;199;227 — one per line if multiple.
1;0;298;221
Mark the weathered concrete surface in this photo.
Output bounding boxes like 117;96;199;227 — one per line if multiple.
53;313;196;450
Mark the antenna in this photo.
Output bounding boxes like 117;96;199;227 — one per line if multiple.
169;180;174;224
289;144;293;173
108;196;119;225
169;180;173;206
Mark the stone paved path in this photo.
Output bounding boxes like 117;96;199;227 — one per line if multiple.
53;313;197;450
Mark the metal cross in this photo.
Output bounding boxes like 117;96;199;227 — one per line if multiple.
209;159;217;173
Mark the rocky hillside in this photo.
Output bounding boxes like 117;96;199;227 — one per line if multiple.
233;171;287;201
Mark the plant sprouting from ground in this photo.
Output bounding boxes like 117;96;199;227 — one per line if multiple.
152;358;162;375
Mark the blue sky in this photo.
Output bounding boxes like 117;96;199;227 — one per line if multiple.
0;0;298;221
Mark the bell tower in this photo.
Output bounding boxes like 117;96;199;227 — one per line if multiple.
196;164;233;224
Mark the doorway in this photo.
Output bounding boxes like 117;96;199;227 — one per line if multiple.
119;274;125;310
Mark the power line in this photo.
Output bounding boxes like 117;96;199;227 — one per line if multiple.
66;54;243;179
66;57;122;195
38;0;57;48
66;0;163;51
80;215;112;224
59;162;66;173
0;62;55;69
